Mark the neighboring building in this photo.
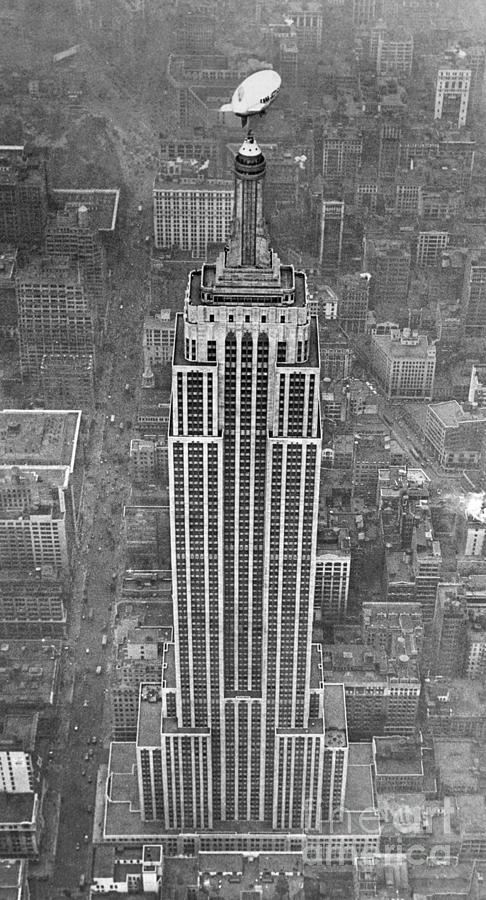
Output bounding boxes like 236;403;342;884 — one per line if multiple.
0;570;67;638
378;124;401;179
336;274;369;334
130;439;167;486
50;188;120;247
314;527;351;623
112;626;169;742
434;67;471;128
416;231;449;267
362;601;424;659
373;735;425;793
352;0;384;25
353;428;391;504
462;249;486;337
425;401;486;470
143;309;176;366
376;30;413;77
319;321;351;380
465;622;486;678
322;644;420;740
40;352;94;411
153;173;232;258
469;363;486;407
363;238;411;309
423;678;486;739
0;246;18;338
0;859;30;900
45;202;107;310
0;148;48;248
287;1;323;49
431;586;467;677
0;409;82;562
319;199;344;271
0;791;42;858
321;132;362;179
91;843;163;895
370;327;436;400
16;257;96;381
0;470;68;572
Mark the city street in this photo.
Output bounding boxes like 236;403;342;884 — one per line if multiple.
45;234;151;893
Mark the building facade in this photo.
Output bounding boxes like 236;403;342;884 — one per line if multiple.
16;258;96;381
153;176;233;258
370;327;436;400
434;68;471;128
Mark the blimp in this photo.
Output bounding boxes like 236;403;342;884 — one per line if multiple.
220;69;281;128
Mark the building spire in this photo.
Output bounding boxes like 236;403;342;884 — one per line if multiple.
226;132;271;269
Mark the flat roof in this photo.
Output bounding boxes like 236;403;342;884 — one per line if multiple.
428;399;486;427
372;331;432;358
374;737;423;775
0;792;35;824
137;687;162;747
153;176;232;192
455;794;486;834
433;738;480;791
0;409;81;473
51;188;120;232
0;859;24;899
323;684;347;735
410;860;476;895
425;677;486;718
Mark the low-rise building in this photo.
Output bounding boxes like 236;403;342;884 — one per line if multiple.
0;570;67;638
373;735;425;793
425;401;486;471
370;326;436;400
424;678;486;739
0;858;30;900
322;644;420;740
91;843;163;894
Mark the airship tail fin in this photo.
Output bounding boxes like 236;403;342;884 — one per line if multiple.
219;102;234;113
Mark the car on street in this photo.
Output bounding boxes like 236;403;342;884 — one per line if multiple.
75;842;80;851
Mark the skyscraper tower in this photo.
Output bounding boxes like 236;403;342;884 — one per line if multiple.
145;134;325;834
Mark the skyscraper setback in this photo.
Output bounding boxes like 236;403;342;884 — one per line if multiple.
137;134;327;835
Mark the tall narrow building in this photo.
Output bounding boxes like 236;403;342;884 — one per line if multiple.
148;134;325;833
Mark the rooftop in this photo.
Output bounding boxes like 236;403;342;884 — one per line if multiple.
0;791;36;824
51;188;120;232
0;859;25;900
428;399;486;427
323;684;347;738
433;737;484;792
137;685;162;747
372;330;434;359
0;410;81;472
425;677;486;718
373;736;423;776
153;175;232;192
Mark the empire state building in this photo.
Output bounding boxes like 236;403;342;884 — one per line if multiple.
137;134;331;836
